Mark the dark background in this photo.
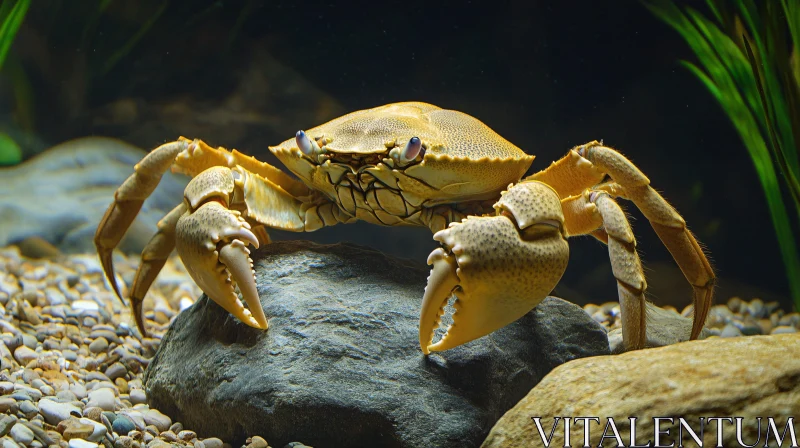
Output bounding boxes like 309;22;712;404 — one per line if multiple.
5;0;792;309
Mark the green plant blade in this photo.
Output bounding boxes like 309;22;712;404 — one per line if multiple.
644;0;800;308
0;0;30;71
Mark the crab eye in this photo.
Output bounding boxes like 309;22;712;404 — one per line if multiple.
402;137;422;161
296;130;315;156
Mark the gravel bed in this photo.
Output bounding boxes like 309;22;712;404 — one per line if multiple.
0;244;795;448
584;297;799;337
0;246;310;448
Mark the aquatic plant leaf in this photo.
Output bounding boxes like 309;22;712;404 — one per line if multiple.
643;0;800;308
745;37;800;209
0;0;30;71
0;132;21;165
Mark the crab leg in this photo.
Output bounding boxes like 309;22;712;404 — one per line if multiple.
95;140;191;299
562;191;647;350
530;141;715;340
127;203;187;335
420;181;570;354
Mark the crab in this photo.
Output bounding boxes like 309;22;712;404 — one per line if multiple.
94;102;715;353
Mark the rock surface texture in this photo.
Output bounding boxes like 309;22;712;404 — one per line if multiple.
144;241;610;448
0;137;186;253
482;333;800;448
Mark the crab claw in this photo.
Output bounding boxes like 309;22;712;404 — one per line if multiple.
175;201;268;329
419;209;569;354
419;248;461;354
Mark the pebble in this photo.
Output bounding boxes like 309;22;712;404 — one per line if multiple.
102;411;116;424
71;300;99;313
178;430;196;441
38;398;81;425
202;438;223;448
105;362;127;381
19;400;37;418
88;338;109;354
0;415;17;437
247;436;269;448
83;406;103;422
87;388;116;412
113;437;135;448
111;415;136;436
70;383;87;400
0;383;13;395
746;298;766;318
13;346;37;364
719;323;743;338
0;397;18;413
771;325;798;335
57;390;78;402
142;410;171;432
13;385;42;401
68;439;99;448
9;423;34;446
129;389;146;405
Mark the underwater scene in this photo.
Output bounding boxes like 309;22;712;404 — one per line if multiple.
0;1;798;447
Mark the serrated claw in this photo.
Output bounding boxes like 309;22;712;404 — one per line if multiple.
421;212;569;354
419;248;460;355
176;201;267;329
219;240;267;329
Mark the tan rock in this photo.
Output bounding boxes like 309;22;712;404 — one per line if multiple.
482;334;800;448
58;417;94;440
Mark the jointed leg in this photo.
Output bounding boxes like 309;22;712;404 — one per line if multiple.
128;203;187;336
578;143;715;338
95;140;190;299
96;138;321;336
531;141;715;340
562;191;647;350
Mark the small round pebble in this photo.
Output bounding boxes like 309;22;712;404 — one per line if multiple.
19;400;37;418
111;416;136;436
247;436;269;448
69;439;99;448
9;423;34;445
178;430;196;441
771;325;798;335
105;362;127;381
719;323;743;338
87;387;116;412
129;389;146;405
113;436;135;448
142;409;171;432
201;438;223;448
88;337;109;354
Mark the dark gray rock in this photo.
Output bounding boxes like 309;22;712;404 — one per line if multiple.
0;137;187;253
145;240;609;448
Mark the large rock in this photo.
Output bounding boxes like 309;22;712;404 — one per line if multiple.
482;333;800;447
0;137;187;254
144;240;609;448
